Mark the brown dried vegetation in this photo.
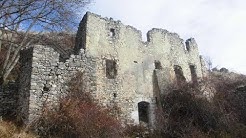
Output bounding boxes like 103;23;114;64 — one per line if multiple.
1;71;246;138
31;72;123;138
0;120;36;138
155;72;246;138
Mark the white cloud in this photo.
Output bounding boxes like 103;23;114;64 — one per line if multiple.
88;0;246;74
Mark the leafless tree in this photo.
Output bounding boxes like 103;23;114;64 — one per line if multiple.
0;0;91;84
204;56;213;72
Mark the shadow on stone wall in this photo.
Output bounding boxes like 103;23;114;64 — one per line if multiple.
0;82;18;120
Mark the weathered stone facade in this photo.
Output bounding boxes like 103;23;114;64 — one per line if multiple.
17;12;207;127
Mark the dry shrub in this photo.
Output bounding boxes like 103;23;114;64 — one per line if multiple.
123;124;164;138
211;72;246;137
36;32;75;50
32;98;122;138
0;121;17;138
156;72;246;137
123;124;150;138
31;72;123;138
157;84;221;138
212;72;246;124
0;120;36;138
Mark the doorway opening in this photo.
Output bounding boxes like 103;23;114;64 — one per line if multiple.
138;101;150;124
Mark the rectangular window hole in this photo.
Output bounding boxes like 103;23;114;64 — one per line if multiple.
110;28;116;37
190;65;198;84
106;59;117;79
154;60;162;69
174;65;186;84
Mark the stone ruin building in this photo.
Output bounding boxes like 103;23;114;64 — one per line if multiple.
1;12;207;127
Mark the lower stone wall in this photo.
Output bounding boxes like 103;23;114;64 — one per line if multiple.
18;45;99;123
21;45;159;127
0;82;18;120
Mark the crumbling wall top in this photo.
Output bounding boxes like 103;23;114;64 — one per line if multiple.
83;12;195;47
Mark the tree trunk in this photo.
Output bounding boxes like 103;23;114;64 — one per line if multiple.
3;54;19;83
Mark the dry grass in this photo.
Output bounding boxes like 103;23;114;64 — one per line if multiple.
0;120;36;138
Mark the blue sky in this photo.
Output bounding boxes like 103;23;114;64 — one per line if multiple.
83;0;246;74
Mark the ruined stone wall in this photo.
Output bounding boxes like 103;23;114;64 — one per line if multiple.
75;12;207;126
18;12;207;126
18;45;98;123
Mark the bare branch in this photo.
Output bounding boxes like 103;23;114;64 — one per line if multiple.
0;0;91;83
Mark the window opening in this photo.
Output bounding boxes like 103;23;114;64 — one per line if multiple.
154;60;162;69
113;93;117;98
138;101;150;124
190;65;198;84
106;59;117;79
43;83;50;92
185;41;191;51
109;28;115;37
174;65;186;84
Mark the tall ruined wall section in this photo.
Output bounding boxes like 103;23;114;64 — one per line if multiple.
77;13;158;125
74;12;206;125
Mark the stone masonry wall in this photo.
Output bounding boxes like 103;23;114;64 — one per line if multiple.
75;12;207;126
0;82;18;120
18;12;207;127
18;45;98;123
